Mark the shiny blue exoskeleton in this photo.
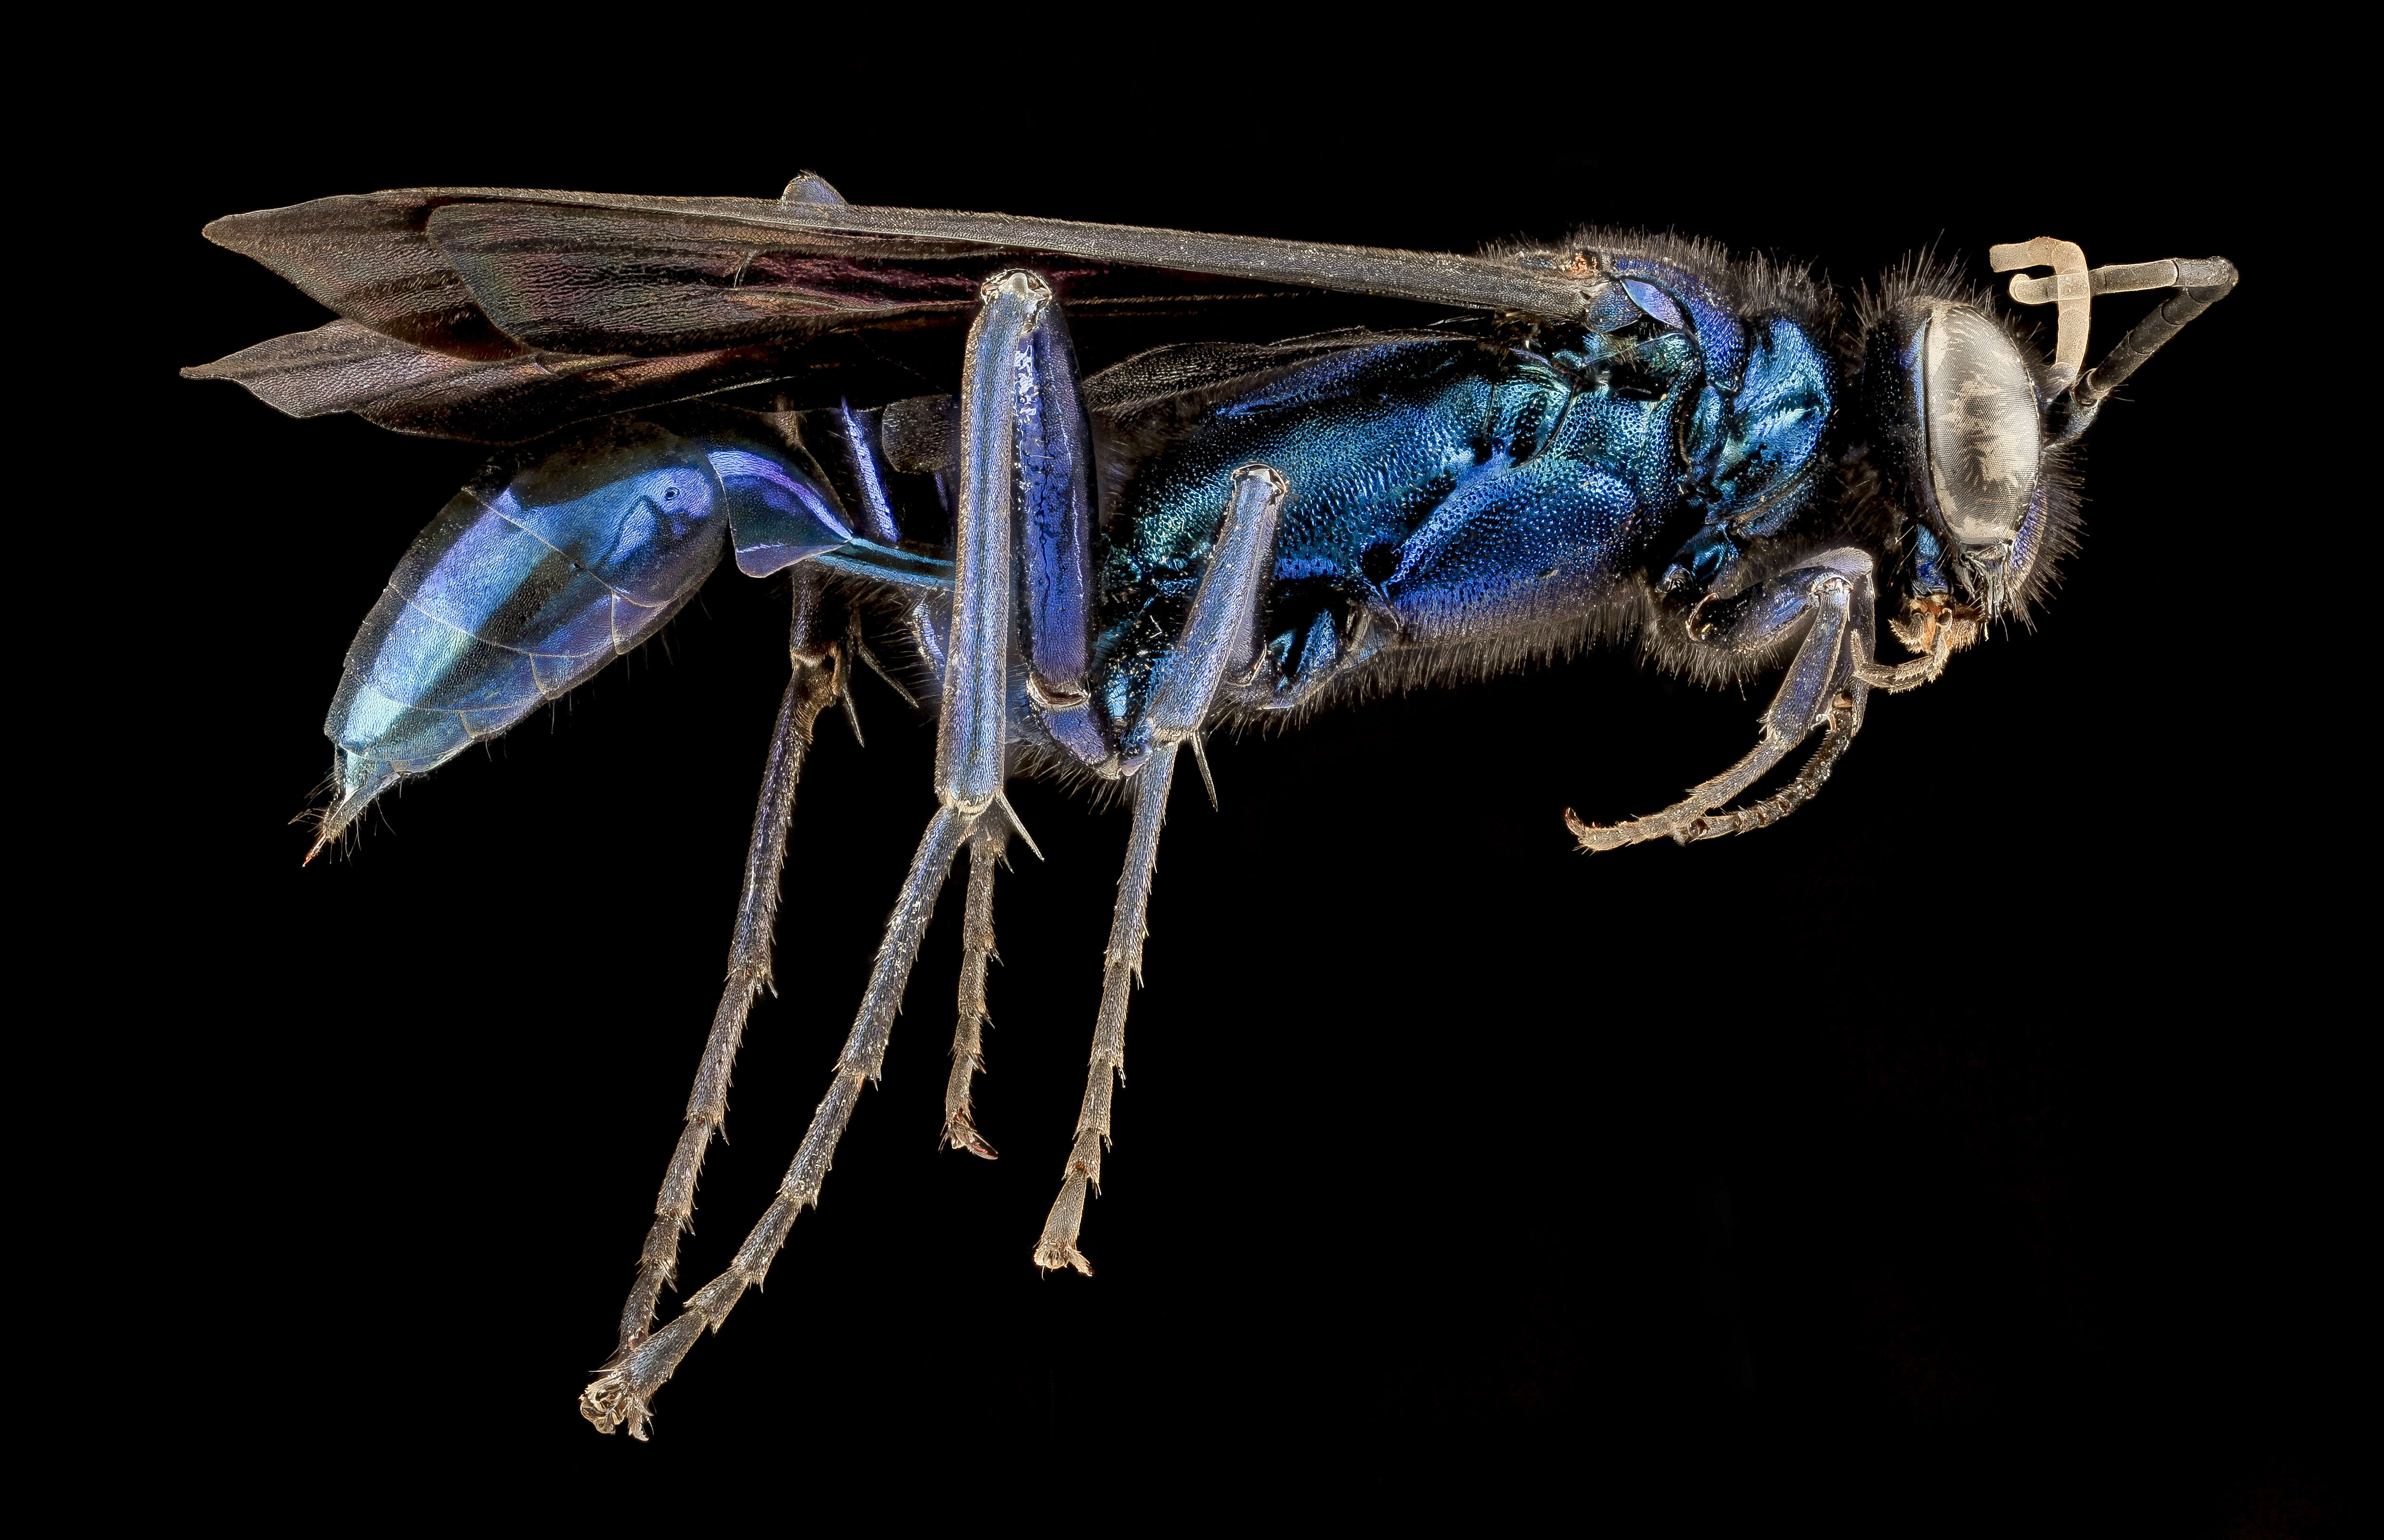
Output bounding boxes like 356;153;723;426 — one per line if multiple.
319;250;1837;833
1087;304;1833;745
194;181;2232;1437
318;423;888;840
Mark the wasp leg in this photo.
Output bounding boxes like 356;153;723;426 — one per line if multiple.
582;808;971;1438
608;576;846;1360
1033;746;1174;1274
1035;465;1287;1274
936;264;1098;1152
1009;273;1106;767
1674;691;1858;844
1570;549;1875;853
934;272;1041;815
937;267;1092;1152
1855;603;1958;693
942;823;1006;1158
583;274;1051;1437
835;400;904;545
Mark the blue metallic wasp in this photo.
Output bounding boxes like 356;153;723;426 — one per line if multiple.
188;176;2234;1437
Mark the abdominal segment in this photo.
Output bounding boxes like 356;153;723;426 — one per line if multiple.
317;429;736;845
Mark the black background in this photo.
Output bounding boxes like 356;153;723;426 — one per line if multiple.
114;56;2346;1533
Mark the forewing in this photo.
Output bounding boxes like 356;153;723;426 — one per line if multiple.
417;201;1005;355
201;192;522;360
680;194;1598;317
212;186;1595;336
193;186;1596;439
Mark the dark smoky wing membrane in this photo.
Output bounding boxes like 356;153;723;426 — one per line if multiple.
192;188;1550;444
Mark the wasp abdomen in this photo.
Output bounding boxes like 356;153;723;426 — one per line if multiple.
316;428;841;850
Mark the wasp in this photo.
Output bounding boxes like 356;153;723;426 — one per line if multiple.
189;175;2233;1437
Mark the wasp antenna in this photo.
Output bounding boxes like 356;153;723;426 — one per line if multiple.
1189;735;1220;811
994;790;1043;861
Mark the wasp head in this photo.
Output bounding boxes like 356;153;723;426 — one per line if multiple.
1860;292;2072;644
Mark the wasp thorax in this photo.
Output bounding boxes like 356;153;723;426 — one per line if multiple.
1865;298;2047;566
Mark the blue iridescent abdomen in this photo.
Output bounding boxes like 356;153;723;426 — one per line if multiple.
322;424;848;834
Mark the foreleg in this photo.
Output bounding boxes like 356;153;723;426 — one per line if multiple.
1855;598;1959;693
1569;549;1875;853
1672;692;1858;844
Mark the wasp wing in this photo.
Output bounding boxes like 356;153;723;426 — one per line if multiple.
180;318;823;442
602;192;1595;317
192;186;1592;441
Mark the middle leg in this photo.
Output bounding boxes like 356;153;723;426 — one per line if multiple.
1035;464;1288;1273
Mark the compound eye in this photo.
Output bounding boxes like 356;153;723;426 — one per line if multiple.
1915;303;2042;545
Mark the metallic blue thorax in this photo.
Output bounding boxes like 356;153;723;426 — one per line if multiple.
1088;261;1835;727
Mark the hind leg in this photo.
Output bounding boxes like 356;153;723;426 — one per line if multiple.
611;574;849;1356
936;269;1100;1157
582;272;1075;1437
942;822;1006;1159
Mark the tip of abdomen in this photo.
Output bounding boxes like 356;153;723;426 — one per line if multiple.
304;746;404;864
